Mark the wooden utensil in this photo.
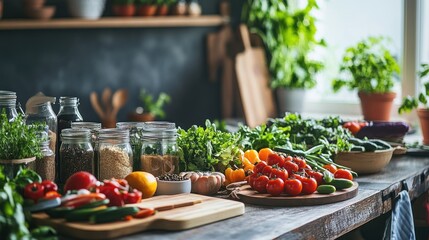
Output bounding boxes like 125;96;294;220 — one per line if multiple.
235;24;276;127
101;87;112;116
32;194;245;240
90;92;105;120
111;89;128;117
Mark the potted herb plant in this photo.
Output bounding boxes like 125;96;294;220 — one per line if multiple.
136;0;157;17
242;0;325;114
156;0;175;16
332;36;400;121
112;0;135;17
398;64;429;144
0;113;43;179
128;89;171;122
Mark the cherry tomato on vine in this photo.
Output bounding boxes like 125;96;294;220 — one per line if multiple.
266;178;285;196
343;122;361;135
253;175;270;193
284;155;293;162
24;183;45;202
334;169;353;181
254;161;268;174
261;165;273;176
267;153;284;167
301;177;318;195
293;157;307;170
283;161;299;175
248;172;259;188
270;168;288;182
306;170;323;185
323;164;338;174
284;179;302;196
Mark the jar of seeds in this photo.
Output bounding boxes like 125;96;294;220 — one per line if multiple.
116;122;144;171
59;128;94;184
71;122;101;147
140;122;179;177
33;139;55;181
96;129;133;180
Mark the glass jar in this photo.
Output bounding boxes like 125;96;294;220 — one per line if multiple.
26;100;57;154
116;122;144;171
96;129;133;180
140;121;178;177
31;140;55;181
71;122;101;147
57;97;83;182
0;90;18;121
59;128;94;184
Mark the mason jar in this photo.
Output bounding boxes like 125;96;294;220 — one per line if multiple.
116;122;144;171
60;128;94;184
140;122;178;177
96;129;133;180
71;122;102;147
32;139;55;181
0;90;18;121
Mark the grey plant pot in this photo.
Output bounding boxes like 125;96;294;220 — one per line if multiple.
276;88;307;115
68;0;106;20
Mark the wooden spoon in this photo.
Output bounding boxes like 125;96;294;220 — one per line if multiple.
111;89;128;118
102;87;112;116
90;92;105;120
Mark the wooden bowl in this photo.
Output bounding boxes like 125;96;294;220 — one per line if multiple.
27;6;55;20
334;148;395;174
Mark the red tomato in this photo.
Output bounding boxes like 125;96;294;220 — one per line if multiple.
284;179;302;196
284;155;293;162
343;122;361;135
254;161;268;174
266;178;285;196
253;175;269;193
41;180;58;193
301;177;318;195
248;172;258;188
334;169;353;181
267;153;284;167
64;171;98;193
261;165;273;176
306;170;323;186
44;191;61;199
293;157;307;170
123;189;142;204
323;164;338;174
283;161;299;175
98;186;124;207
270;168;288;182
23;183;45;202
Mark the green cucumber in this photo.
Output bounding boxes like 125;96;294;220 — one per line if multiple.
361;141;378;152
45;207;75;218
328;178;354;190
65;206;109;222
348;137;365;146
350;146;365;152
323;170;334;183
369;139;392;150
89;207;139;224
78;199;110;209
317;185;336;194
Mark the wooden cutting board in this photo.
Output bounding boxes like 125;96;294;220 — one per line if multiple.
32;194;245;239
230;182;358;206
235;24;276;128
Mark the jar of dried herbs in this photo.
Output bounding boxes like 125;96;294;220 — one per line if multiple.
140;121;178;177
31;139;55;181
59;128;94;184
96;129;133;180
116;122;144;171
71;122;101;147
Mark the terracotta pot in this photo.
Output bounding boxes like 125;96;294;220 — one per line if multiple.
112;4;135;17
417;108;429;145
128;112;155;122
358;91;396;121
26;6;55;20
157;4;169;16
24;0;45;10
0;0;3;19
136;5;157;17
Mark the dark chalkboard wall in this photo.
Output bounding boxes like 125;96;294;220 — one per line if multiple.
0;0;245;128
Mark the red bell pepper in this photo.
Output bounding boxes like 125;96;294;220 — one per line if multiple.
123;189;142;204
23;183;45;202
98;185;124;207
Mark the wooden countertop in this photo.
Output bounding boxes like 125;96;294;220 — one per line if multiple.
118;155;429;240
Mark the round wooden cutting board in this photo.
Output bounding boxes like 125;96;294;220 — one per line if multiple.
230;182;358;206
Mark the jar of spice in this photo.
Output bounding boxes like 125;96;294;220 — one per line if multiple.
71;122;101;147
33;139;55;181
0;90;18;121
59;128;94;184
116;122;144;171
140;121;179;177
96;129;133;180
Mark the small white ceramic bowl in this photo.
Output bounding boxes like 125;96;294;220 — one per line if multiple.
155;178;191;195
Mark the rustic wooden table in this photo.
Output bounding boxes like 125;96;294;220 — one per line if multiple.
119;155;429;240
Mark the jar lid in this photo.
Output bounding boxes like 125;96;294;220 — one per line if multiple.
0;90;17;104
97;128;129;141
116;122;145;130
71;122;102;130
143;121;176;130
59;97;79;106
142;122;177;140
61;128;91;141
0;90;16;96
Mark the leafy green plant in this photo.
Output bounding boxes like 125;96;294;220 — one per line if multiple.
0;113;43;160
242;0;325;89
139;89;171;119
398;64;429;113
332;36;400;94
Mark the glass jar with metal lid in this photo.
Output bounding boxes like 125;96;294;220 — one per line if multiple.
140;121;178;177
32;139;55;181
0;90;18;121
116;122;144;171
59;128;94;184
96;128;133;180
71;122;102;147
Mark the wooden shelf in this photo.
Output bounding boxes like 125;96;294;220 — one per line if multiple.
0;15;229;30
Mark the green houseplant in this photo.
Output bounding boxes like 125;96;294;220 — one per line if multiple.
136;0;157;16
242;0;325;113
332;36;400;121
112;0;136;17
156;0;176;16
129;89;171;122
398;64;429;144
0;113;43;179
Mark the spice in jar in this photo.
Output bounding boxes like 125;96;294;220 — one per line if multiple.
59;128;94;184
158;173;188;181
116;122;144;171
34;140;55;181
97;129;133;180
